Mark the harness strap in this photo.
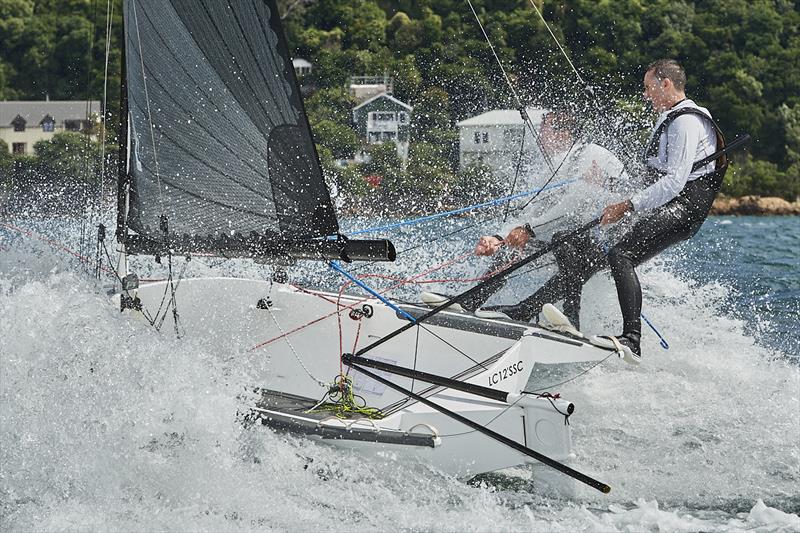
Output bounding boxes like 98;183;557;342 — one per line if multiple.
645;106;728;172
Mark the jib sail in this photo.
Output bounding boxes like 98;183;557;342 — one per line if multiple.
119;0;381;260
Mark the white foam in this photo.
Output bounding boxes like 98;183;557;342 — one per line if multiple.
2;220;798;531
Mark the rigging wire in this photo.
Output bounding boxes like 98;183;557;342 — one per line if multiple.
79;0;101;271
525;0;587;87
503;125;528;223
98;0;114;208
464;0;555;173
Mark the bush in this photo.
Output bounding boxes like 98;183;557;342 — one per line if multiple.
722;155;799;200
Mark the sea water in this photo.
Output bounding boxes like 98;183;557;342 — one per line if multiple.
1;213;798;532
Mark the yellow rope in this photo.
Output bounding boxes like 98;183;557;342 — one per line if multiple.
307;375;384;420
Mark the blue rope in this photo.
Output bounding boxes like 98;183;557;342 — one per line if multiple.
329;261;416;322
344;178;578;236
640;312;670;350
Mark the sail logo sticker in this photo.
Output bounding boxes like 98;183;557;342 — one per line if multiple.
351;355;396;396
488;361;523;387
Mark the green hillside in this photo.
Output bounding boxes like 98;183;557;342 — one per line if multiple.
1;0;797;200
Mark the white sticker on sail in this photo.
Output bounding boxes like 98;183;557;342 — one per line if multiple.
351;355;396;396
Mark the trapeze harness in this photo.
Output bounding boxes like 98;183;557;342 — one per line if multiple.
608;106;728;340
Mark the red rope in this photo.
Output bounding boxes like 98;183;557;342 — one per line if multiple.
0;221;115;275
248;250;477;351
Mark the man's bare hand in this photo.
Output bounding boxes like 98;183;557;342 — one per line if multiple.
601;200;633;225
505;226;531;248
475;235;503;256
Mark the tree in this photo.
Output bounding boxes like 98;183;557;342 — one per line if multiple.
411;86;451;141
0;139;12;198
310;119;359;159
452;161;502;204
33;131;103;183
405;141;455;205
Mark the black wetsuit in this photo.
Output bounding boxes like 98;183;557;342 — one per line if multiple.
609;107;727;343
463;230;606;329
478;107;726;335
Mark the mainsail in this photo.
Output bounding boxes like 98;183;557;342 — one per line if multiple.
118;0;392;261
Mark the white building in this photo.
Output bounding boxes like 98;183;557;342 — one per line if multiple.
292;58;312;78
0;100;101;155
348;74;394;102
456;107;548;181
352;92;412;162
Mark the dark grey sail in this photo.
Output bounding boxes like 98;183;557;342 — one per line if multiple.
119;0;393;261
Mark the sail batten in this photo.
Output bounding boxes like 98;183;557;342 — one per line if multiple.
122;0;340;250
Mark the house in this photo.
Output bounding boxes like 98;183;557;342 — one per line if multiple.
352;92;412;161
0;100;101;155
456;107;548;181
292;58;312;78
349;74;394;102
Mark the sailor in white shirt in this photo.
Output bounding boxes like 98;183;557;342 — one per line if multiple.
599;59;728;361
421;110;628;326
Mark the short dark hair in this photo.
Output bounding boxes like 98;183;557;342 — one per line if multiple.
647;59;686;90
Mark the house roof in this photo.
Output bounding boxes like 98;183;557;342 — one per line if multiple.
456;107;548;127
292;58;312;68
0;100;102;126
353;92;412;111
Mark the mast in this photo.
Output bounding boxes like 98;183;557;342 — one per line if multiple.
116;1;129;245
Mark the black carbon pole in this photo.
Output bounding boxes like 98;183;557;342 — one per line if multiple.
348;362;611;493
356;217;600;357
343;353;511;403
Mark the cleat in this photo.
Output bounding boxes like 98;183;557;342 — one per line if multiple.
590;335;641;365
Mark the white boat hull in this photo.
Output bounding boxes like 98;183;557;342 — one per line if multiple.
122;277;615;484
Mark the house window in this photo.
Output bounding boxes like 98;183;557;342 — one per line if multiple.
482;132;489;143
12;143;26;154
382;131;396;141
12;116;26;132
376;112;395;121
64;119;81;131
368;132;381;143
42;121;55;132
398;112;408;124
474;132;481;144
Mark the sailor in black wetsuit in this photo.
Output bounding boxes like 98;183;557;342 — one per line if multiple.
599;59;727;361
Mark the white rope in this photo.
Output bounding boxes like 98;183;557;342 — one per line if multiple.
266;308;326;388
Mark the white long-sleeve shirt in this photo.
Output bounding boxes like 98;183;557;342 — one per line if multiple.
631;99;718;212
500;142;627;235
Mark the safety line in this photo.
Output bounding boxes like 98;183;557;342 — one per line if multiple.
345;178;576;236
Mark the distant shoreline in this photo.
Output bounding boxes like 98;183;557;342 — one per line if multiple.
710;195;800;216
